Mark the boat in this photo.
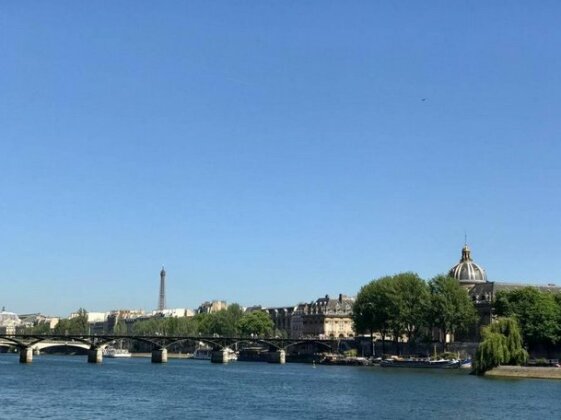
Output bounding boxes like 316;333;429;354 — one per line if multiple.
380;357;461;369
460;358;472;369
192;344;237;361
320;354;370;366
192;346;212;360
103;347;132;358
225;348;238;361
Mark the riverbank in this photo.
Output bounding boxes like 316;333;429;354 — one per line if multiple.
486;365;561;380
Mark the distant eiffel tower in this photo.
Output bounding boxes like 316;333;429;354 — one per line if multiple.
158;266;166;311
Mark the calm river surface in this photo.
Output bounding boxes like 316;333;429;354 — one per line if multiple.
1;354;559;419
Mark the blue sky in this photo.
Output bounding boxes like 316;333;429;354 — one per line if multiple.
1;1;560;316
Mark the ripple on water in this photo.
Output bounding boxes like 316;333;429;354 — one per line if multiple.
0;355;560;420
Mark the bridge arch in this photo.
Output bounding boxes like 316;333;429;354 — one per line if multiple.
34;342;90;352
26;336;93;348
0;337;27;348
96;336;161;349
222;339;263;350
165;337;225;350
284;340;334;352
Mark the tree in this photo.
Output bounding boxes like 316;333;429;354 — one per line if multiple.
473;317;528;375
427;275;477;350
194;304;245;336
494;287;560;350
219;304;245;336
55;308;89;335
172;317;199;336
132;317;165;335
21;322;51;335
237;311;274;337
352;276;399;355
113;319;128;335
354;273;431;356
392;272;430;345
73;308;89;334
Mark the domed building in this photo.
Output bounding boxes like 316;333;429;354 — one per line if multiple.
448;245;488;289
446;243;560;342
445;243;493;342
0;309;21;335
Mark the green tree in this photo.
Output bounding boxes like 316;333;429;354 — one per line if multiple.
218;304;245;336
428;275;477;350
353;273;430;355
131;316;199;336
55;308;89;335
554;292;561;308
195;312;231;336
494;287;560;350
74;308;89;334
113;319;128;335
392;272;430;345
473;317;528;375
194;312;216;335
162;317;180;335
132;318;164;335
556;293;561;334
195;304;245;336
352;276;398;355
173;317;199;336
20;322;51;335
237;311;274;337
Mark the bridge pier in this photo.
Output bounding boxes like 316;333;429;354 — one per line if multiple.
88;348;103;364
211;349;229;364
267;349;286;364
151;348;168;363
19;347;33;363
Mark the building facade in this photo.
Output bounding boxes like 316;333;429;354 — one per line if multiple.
291;294;355;339
0;310;21;335
266;306;295;337
197;300;228;314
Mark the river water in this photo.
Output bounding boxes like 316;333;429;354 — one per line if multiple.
1;354;559;419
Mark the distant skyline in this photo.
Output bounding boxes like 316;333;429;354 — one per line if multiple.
2;2;561;316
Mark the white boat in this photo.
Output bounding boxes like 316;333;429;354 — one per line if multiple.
103;347;132;358
380;358;461;369
192;346;213;360
192;344;237;361
225;348;238;361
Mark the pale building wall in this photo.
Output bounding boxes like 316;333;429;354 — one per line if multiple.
69;311;108;323
153;308;194;318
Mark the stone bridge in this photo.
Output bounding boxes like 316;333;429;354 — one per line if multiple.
0;334;347;365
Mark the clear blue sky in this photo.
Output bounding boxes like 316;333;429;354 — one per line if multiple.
2;1;560;316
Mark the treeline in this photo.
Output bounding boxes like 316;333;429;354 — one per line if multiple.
470;287;561;374
494;287;561;351
20;306;276;338
22;308;89;335
131;304;275;337
352;273;477;352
